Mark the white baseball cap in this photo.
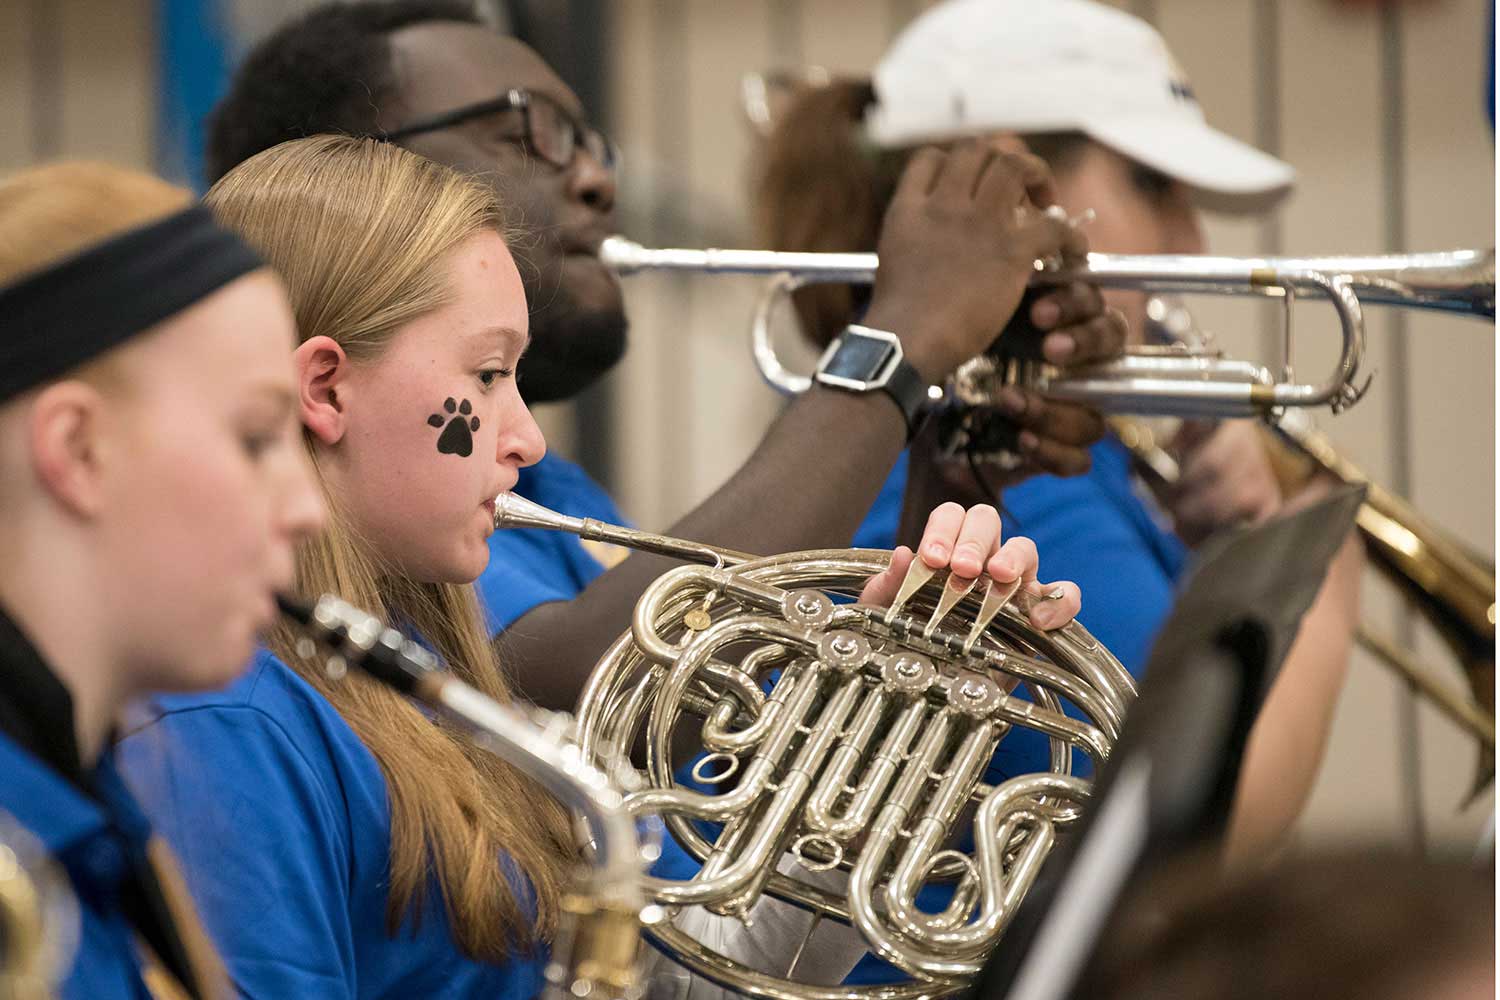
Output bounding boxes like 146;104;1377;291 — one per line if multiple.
864;0;1295;211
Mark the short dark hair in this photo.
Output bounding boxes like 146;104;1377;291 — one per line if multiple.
1075;849;1494;1000
204;1;481;183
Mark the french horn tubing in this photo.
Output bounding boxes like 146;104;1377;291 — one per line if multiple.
493;493;1136;999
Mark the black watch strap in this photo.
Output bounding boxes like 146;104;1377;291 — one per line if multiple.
814;324;935;441
878;352;934;441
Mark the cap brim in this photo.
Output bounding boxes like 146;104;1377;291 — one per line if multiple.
1084;115;1296;214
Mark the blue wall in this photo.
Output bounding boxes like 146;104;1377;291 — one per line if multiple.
155;0;237;190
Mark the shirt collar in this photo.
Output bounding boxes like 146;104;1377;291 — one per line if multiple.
0;729;113;858
0;602;86;788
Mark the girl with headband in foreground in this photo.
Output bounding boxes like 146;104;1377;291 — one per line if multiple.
0;162;324;999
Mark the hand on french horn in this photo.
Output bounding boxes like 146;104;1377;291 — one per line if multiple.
862;139;1099;384
859;501;1082;630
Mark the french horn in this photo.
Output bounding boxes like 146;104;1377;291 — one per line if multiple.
493;494;1136;999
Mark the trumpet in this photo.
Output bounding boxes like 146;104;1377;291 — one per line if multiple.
1113;296;1496;792
601;236;1495;420
277;595;654;1000
494;492;1136;998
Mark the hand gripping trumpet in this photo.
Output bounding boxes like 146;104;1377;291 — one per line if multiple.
601;236;1494;420
494;493;1137;998
276;594;654;1000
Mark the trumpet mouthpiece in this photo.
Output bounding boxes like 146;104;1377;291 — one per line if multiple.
596;235;645;273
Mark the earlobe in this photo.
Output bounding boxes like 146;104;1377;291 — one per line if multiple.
28;382;107;518
295;336;350;446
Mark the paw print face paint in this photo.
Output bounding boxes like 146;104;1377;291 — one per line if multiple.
427;397;481;457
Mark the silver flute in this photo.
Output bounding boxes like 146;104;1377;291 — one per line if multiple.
278;594;654;1000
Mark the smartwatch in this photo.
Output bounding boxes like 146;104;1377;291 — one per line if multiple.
814;324;938;440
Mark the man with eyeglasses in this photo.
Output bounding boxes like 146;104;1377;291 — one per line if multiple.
205;0;1124;714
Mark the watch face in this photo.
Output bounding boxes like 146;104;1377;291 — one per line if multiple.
823;335;898;384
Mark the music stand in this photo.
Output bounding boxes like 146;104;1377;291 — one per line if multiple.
968;483;1367;1000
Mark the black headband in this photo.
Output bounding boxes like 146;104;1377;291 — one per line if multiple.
0;205;264;404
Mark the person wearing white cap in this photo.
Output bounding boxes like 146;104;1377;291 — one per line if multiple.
755;0;1364;908
866;0;1296;212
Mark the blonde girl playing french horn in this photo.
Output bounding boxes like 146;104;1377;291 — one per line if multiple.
114;134;1089;997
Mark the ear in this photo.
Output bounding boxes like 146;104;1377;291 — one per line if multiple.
28;381;109;519
295;336;352;446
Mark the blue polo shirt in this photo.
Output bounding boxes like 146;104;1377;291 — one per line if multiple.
116;650;547;1000
0;732;162;1000
854;436;1188;675
477;452;630;633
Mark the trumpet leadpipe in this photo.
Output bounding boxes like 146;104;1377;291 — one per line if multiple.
598;237;1493;318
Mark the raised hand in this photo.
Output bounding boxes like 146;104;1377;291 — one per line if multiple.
860;501;1081;631
863;140;1124;392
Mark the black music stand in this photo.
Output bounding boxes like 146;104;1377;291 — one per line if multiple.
966;483;1367;1000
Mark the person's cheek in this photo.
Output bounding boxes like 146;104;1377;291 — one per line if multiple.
415;399;487;516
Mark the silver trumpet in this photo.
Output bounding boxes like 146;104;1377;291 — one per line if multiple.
494;493;1136;998
601;236;1495;419
278;595;655;1000
1115;296;1496;793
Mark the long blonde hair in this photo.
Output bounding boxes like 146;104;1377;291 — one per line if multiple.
206;135;576;958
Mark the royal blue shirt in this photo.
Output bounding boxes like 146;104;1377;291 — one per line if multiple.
477;452;630;633
116;650;547;1000
0;731;162;1000
855;437;1188;675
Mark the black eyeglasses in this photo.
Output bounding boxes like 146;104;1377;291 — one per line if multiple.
381;88;618;172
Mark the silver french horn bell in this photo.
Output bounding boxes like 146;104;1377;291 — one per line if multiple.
494;492;1136;998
